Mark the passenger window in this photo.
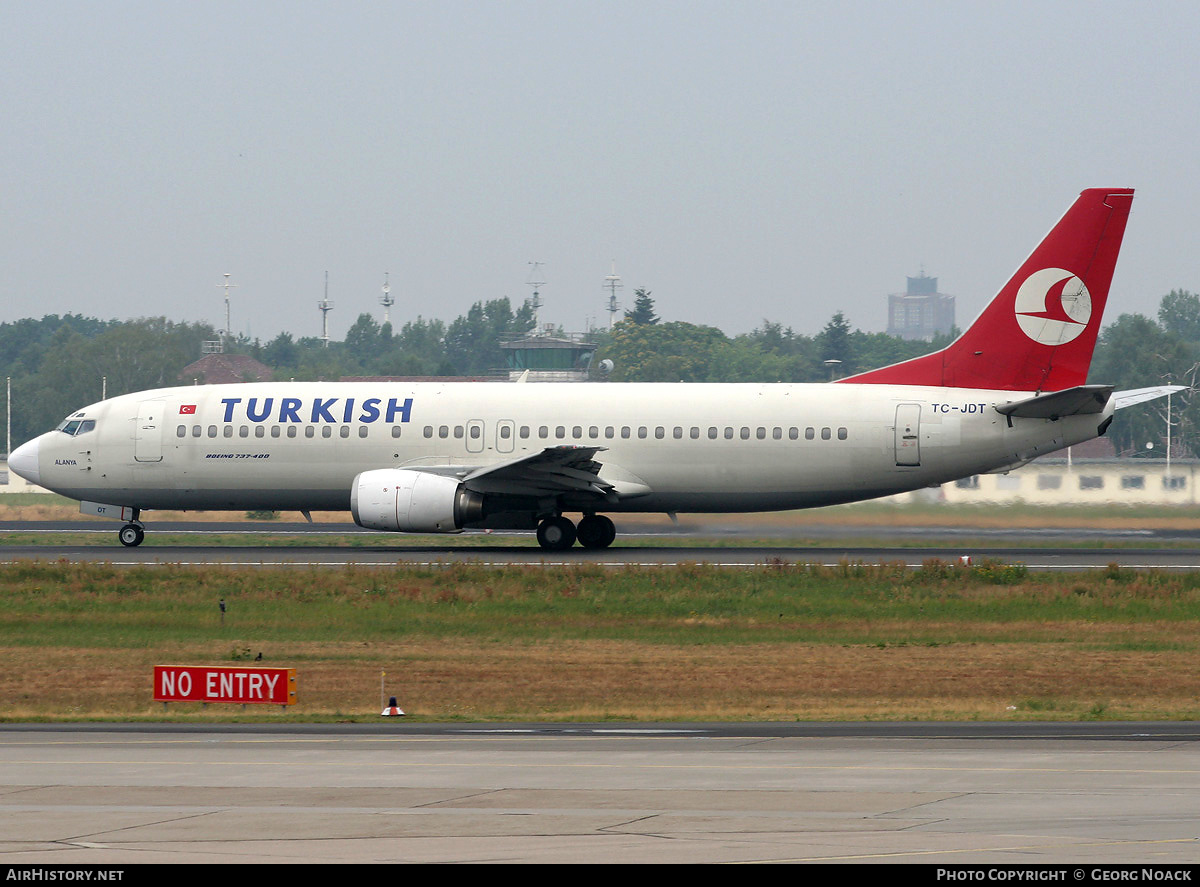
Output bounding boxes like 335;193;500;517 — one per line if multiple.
708;427;718;439
287;426;297;438
208;426;217;438
838;427;848;440
323;426;332;438
223;426;233;438
519;426;530;439
271;426;281;438
573;426;583;439
469;425;481;439
304;426;314;438
439;426;449;439
821;427;831;440
391;427;402;439
789;427;799;440
255;426;265;438
588;426;598;439
621;426;631;439
638;426;648;439
538;426;549;439
501;425;512;439
772;427;782;440
454;426;464;439
359;427;368;438
340;426;350;438
756;427;766;440
805;427;815;440
423;426;433;438
673;427;683;439
193;425;201;437
605;426;615;439
724;427;734;440
177;425;186;438
239;426;249;438
740;427;750;440
556;426;566;439
655;427;665;439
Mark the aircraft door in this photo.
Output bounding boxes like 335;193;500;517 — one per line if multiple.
894;403;921;467
133;400;164;463
465;420;485;454
496;420;515;454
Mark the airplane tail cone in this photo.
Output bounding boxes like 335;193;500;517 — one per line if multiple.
381;696;405;717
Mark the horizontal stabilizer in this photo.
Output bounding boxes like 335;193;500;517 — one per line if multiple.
1111;385;1187;410
994;385;1113;420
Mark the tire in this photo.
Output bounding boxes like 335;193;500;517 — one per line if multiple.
576;514;616;549
119;524;144;547
536;516;577;551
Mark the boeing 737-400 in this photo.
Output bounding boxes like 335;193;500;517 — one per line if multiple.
8;188;1179;550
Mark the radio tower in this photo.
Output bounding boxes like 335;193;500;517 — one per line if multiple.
318;271;334;347
603;262;623;329
380;272;395;324
527;261;546;334
216;273;237;350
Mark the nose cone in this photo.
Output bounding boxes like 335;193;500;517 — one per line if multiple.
8;436;41;486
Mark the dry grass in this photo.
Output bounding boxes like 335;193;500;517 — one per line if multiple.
4;638;1198;722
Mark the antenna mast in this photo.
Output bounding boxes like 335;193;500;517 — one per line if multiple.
318;271;334;347
527;261;546;334
603;262;623;329
216;273;237;350
380;272;395;325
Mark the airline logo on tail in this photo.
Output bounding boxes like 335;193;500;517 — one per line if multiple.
1014;268;1092;345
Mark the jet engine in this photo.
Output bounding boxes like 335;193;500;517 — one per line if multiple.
350;468;485;533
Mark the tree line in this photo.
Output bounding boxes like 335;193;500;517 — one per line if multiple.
1;289;1197;458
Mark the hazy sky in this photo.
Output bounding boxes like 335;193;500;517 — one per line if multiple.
4;1;1198;343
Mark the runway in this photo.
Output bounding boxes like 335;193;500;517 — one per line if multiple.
6;520;1200;570
2;722;1199;864
4;533;1200;570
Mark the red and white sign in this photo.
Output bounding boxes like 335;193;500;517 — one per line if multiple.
179;404;197;415
154;665;296;705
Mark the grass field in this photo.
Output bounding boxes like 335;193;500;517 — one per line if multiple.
2;558;1200;723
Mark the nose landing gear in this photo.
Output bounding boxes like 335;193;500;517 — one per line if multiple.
118;521;145;547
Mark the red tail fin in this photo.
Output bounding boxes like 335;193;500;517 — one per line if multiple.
843;188;1134;391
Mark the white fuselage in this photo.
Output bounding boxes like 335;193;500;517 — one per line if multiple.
18;381;1110;518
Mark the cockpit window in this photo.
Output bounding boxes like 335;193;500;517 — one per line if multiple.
55;416;95;436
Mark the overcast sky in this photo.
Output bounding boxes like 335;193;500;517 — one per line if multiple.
4;1;1198;344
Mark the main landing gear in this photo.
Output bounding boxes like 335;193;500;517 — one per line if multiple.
535;513;616;552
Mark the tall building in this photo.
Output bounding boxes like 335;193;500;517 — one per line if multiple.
887;272;955;341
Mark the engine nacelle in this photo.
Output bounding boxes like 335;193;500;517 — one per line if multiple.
350;468;485;533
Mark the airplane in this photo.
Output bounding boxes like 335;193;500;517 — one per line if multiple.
7;188;1181;551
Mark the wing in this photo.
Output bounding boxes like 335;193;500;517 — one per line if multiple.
404;446;620;502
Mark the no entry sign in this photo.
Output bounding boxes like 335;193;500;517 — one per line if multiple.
154;665;296;706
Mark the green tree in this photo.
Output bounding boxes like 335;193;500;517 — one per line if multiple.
597;320;727;381
816;311;853;375
1158;290;1200;345
624;289;659;325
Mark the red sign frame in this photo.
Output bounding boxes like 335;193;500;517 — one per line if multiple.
154;665;296;705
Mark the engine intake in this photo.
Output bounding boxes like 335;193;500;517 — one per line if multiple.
350;469;485;533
